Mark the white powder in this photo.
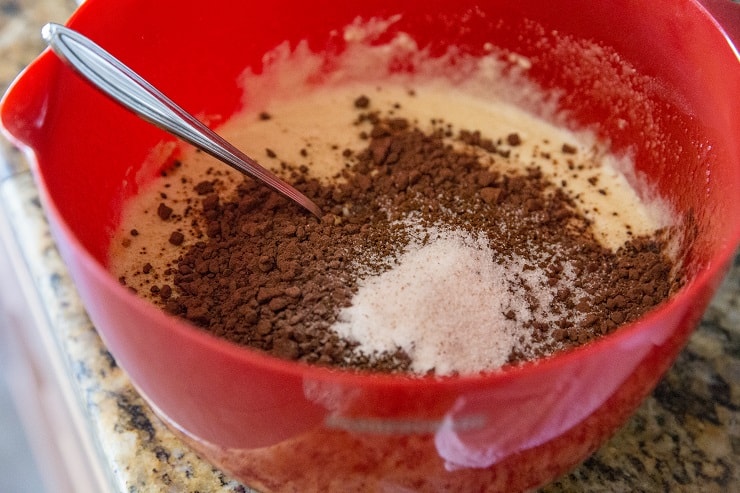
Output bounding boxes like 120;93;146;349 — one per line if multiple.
333;223;574;376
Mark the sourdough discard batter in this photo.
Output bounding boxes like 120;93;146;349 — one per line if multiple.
109;34;680;375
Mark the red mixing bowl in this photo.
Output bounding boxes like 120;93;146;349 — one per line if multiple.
2;0;739;491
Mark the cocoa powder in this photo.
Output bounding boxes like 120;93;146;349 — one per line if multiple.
121;96;684;374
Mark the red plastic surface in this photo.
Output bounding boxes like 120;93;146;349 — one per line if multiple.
2;0;739;491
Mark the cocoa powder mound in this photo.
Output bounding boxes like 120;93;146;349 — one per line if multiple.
128;97;685;373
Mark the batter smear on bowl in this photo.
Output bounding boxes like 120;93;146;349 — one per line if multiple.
110;38;685;376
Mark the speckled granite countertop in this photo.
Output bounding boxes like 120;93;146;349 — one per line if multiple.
1;1;738;491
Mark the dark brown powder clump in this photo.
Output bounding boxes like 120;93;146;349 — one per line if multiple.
128;100;685;374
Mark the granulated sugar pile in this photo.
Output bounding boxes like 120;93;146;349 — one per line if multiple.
336;227;516;375
334;224;583;375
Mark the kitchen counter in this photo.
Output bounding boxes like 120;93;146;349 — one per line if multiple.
1;1;738;491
